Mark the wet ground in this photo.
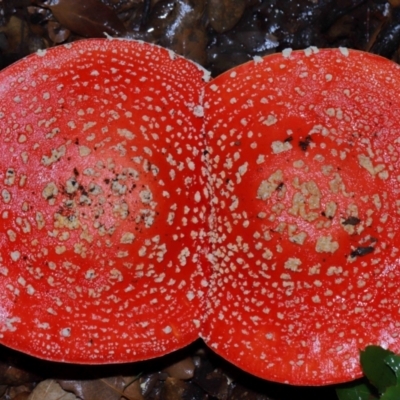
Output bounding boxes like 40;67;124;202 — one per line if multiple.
0;0;398;76
0;0;399;399
0;340;342;400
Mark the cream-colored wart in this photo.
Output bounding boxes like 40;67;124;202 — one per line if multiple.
315;235;339;253
257;170;284;200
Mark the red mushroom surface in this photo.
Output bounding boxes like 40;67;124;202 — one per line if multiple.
0;39;209;363
2;39;400;386
203;48;400;384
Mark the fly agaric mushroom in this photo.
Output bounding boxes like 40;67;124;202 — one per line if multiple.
203;47;400;384
0;39;210;363
1;39;400;386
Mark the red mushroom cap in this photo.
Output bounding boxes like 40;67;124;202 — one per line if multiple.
203;48;400;384
0;39;209;363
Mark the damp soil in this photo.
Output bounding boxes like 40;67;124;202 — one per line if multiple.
0;340;342;400
0;0;398;76
0;0;398;399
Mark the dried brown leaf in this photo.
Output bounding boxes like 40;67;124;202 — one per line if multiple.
48;0;126;38
122;377;145;400
0;361;40;385
58;376;127;400
13;393;31;400
8;384;33;400
0;15;29;54
207;0;247;33
47;20;71;43
163;357;195;380
161;377;187;400
28;379;78;400
365;19;386;52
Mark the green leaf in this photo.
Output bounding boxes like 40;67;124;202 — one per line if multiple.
360;346;396;393
336;381;378;400
381;384;400;400
385;355;400;383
